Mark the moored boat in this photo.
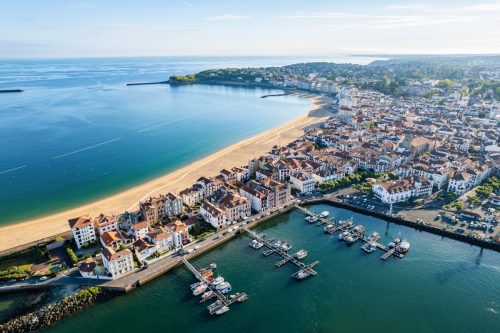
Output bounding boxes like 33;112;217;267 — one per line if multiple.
249;239;264;249
361;242;376;253
294;248;308;260
338;230;350;240
324;224;335;234
193;283;208;296
305;215;319;223
211;276;224;286
215;306;230;315
201;290;214;300
397;240;410;253
293;269;310;280
319;211;330;218
274;240;292;251
344;234;359;244
215;281;231;290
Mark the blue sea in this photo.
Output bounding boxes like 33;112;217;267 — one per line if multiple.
0;55;380;225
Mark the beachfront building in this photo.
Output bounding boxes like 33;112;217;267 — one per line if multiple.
165;220;190;248
239;184;268;212
139;196;165;225
131;221;149;240
179;184;205;206
163;192;184;216
102;247;134;279
200;200;227;229
94;213;118;235
372;176;433;204
100;231;124;250
218;193;251;223
290;173;317;194
146;229;173;252
68;215;97;249
118;211;138;229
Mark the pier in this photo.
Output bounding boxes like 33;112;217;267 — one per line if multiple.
295;204;406;260
181;257;247;315
244;228;318;279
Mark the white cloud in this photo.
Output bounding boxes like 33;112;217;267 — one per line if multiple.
279;12;350;19
462;2;500;11
387;4;428;10
206;14;251;21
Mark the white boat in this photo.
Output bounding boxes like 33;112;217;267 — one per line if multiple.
338;231;350;240
221;286;232;294
388;237;401;248
209;263;217;269
207;300;223;312
211;276;224;286
320;211;330;218
398;240;410;253
352;225;365;234
344;234;359;244
274;240;292;251
305;215;318;223
369;232;380;241
215;306;230;315
249;239;264;249
193;283;208;296
190;281;203;290
201;291;214;300
324;224;335;233
361;242;376;253
293;269;310;280
216;281;231;290
294;249;308;260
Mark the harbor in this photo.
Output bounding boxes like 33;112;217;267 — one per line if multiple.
182;257;248;315
246;228;319;280
295;205;408;260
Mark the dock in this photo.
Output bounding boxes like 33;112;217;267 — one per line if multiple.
182;257;247;315
245;228;318;279
295;204;406;261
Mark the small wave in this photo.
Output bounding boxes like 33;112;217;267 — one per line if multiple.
485;307;498;314
52;137;121;159
0;165;27;175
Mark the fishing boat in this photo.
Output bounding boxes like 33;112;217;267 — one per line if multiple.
324;224;335;234
361;242;376;253
274;240;292;251
211;276;224;286
397;240;411;253
215;306;230;315
249;239;264;249
344;234;359;244
293;269;310;280
338;230;350;240
319;211;330;218
305;215;318;223
193;283;208;296
215;281;231;290
294;249;308;260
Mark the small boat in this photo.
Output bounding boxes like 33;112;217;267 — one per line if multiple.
352;225;365;234
209;263;217;269
215;281;231;290
397;240;410;253
274;240;292;251
320;211;330;218
237;294;248;302
294;249;308;260
201;291;214;300
249;239;264;249
361;242;376;253
324;224;335;233
221;286;232;294
338;231;350;240
388;237;401;248
211;276;224;286
305;215;318;223
293;269;310;280
344;234;359;244
369;232;380;241
193;283;208;296
190;281;203;290
215;306;230;315
207;300;223;311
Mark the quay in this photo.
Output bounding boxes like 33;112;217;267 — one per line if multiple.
244;228;318;279
181;257;247;315
294;204;405;260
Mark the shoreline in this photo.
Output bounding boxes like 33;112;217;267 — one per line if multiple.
0;95;330;253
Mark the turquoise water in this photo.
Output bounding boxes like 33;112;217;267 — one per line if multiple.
45;204;500;333
2;55;376;225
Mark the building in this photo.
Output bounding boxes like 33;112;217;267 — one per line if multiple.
372;176;433;204
165;220;190;248
94;213;118;235
68;215;97;249
218;193;251;223
163;193;184;216
131;221;149;240
290;173;317;194
100;231;124;249
101;247;134;278
200;200;227;229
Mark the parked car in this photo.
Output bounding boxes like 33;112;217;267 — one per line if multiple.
39;276;48;281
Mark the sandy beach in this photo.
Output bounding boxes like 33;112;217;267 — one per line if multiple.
0;95;330;253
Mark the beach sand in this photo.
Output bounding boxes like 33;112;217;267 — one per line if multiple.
0;95;331;252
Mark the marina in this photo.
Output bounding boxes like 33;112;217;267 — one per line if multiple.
245;228;319;279
182;257;248;315
295;205;407;260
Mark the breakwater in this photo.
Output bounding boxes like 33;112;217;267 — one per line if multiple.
0;287;112;332
0;89;23;93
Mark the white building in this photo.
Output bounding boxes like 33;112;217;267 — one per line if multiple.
218;193;251;223
102;247;134;279
200;201;227;229
372;176;433;204
94;213;118;235
163;193;184;216
68;215;97;249
290;173;317;194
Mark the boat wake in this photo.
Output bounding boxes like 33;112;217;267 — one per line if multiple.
52;137;122;159
0;165;27;175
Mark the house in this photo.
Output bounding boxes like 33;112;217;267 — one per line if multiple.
218;193;251;223
146;229;173;253
68;215;97;249
179;184;205;206
100;231;124;249
77;258;97;278
200;200;227;229
290;173;317;194
101;247;134;279
239;184;268;212
118;211;138;229
165;220;190;248
94;213;118;235
447;172;471;195
139;197;165;225
131;221;149;240
133;238;155;262
163;193;184;216
372;176;433;204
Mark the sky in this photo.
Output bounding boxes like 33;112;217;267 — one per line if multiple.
1;0;500;58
